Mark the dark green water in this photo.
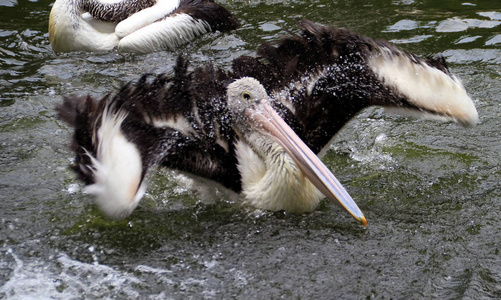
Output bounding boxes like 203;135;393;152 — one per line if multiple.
1;0;500;298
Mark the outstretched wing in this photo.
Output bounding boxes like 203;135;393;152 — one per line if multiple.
57;57;241;219
233;19;477;154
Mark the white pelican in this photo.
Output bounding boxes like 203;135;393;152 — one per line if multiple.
48;0;239;53
56;20;478;225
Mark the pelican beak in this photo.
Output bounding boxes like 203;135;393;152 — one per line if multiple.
246;99;367;226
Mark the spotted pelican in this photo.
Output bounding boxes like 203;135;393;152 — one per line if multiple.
48;0;239;53
56;20;478;225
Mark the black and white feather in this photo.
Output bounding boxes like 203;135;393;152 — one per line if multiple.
49;0;240;53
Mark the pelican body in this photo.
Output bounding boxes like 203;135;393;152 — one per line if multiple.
49;0;239;53
57;20;478;225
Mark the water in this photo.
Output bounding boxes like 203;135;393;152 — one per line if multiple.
1;0;500;298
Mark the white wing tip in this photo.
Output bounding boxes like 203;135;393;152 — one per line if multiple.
368;51;479;127
84;108;147;219
86;181;146;219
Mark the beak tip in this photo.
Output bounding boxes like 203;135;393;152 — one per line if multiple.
360;216;367;227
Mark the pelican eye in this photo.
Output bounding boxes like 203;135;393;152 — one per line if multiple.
241;91;251;101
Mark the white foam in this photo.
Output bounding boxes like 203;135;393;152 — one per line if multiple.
0;250;141;299
0;249;252;299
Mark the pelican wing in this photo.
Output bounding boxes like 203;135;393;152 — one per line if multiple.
57;57;241;218
49;0;239;53
117;0;240;52
232;19;478;154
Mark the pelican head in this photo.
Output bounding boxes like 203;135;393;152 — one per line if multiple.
227;77;367;226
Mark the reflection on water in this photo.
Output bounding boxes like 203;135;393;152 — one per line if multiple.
1;0;500;298
437;16;501;32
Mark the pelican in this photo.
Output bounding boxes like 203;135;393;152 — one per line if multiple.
48;0;239;53
56;20;478;225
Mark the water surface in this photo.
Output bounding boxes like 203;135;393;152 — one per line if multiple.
1;0;500;298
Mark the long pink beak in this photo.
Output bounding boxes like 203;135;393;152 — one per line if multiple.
246;99;367;226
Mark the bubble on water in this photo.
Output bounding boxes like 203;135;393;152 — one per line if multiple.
46;87;56;96
203;260;218;269
66;183;79;194
231;269;250;287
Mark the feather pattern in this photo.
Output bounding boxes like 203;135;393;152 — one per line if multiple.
232;19;477;153
49;0;240;53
